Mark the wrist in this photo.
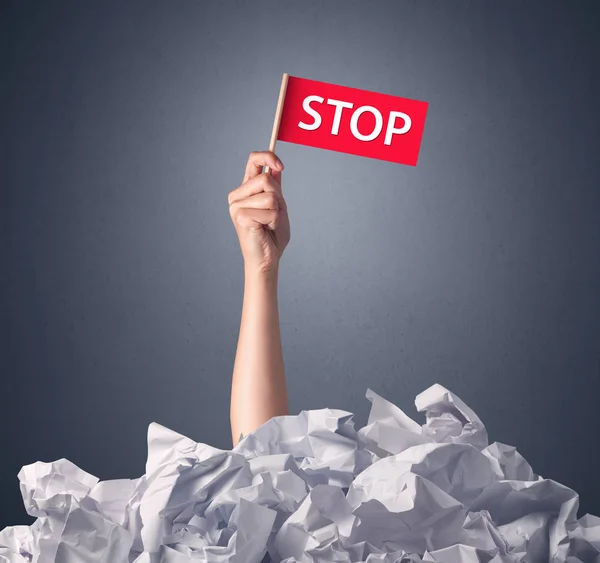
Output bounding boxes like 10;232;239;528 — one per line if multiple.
244;263;279;285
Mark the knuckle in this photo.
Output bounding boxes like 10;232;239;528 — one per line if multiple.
258;174;270;189
234;209;246;226
265;192;278;209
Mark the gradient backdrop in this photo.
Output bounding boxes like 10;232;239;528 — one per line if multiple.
3;1;600;530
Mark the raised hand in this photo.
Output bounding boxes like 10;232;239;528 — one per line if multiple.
228;151;291;275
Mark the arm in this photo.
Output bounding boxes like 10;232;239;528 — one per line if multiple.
228;151;291;446
230;266;288;445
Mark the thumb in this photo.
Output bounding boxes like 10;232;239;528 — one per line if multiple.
269;167;282;187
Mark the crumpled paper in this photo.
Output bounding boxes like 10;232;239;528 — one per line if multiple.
1;383;599;563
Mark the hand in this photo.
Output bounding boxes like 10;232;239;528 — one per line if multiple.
228;151;291;275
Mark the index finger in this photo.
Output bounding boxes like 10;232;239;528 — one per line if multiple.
243;151;284;184
229;172;284;207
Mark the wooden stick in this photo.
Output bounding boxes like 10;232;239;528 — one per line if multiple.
264;72;289;175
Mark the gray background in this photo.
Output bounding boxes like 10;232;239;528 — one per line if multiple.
3;0;599;530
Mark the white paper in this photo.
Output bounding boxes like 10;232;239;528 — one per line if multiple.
1;383;598;563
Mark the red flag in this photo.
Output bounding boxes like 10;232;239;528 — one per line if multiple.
277;76;428;166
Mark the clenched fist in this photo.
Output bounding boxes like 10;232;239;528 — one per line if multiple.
228;151;291;275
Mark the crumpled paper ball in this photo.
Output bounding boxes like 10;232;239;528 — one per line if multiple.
1;383;599;563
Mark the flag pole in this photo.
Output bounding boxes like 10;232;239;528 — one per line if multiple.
264;72;289;175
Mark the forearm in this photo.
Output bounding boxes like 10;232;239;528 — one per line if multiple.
230;265;288;446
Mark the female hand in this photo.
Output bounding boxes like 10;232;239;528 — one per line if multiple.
228;151;291;275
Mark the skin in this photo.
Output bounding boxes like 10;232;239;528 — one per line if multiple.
228;150;291;446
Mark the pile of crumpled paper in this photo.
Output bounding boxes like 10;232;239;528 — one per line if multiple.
1;383;599;563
